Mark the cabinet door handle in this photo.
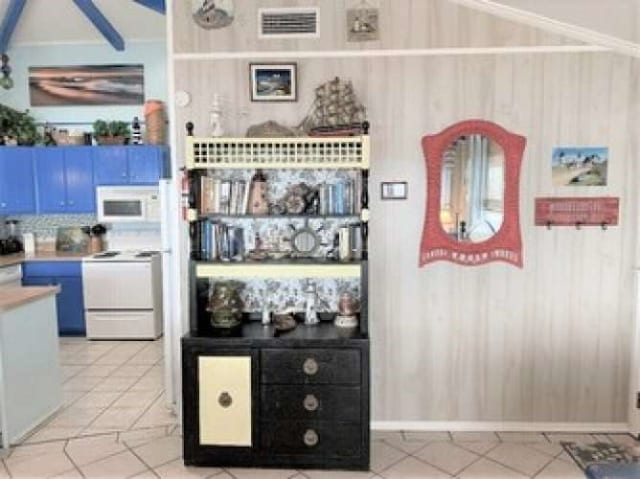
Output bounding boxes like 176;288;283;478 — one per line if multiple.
303;429;319;447
68;200;74;206
218;391;232;408
1;202;6;207
303;394;319;412
121;172;127;177
302;358;319;376
59;201;65;206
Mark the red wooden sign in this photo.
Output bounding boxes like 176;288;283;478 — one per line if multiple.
535;197;619;227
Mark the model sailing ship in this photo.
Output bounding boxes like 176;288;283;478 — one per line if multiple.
299;77;367;136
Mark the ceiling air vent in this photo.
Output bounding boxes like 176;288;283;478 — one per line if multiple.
258;7;320;39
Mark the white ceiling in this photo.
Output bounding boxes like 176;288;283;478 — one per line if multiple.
0;0;166;46
485;0;639;43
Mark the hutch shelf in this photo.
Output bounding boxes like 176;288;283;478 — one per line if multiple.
181;124;371;471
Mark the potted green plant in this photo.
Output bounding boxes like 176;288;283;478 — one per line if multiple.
0;104;40;145
93;120;130;145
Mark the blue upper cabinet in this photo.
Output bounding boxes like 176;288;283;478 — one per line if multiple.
34;148;67;213
94;146;129;185
34;147;95;214
64;148;95;212
129;147;164;184
0;147;36;215
94;146;167;185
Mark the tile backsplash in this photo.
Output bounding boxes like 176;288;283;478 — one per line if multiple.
7;214;161;251
9;214;97;240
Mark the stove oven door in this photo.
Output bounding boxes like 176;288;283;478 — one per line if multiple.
82;261;156;310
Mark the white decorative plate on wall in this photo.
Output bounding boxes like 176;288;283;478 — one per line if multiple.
192;0;235;29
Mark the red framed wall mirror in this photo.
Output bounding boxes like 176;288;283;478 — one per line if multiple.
419;120;526;268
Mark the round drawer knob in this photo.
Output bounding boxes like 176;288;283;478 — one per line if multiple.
303;358;318;376
218;391;232;408
303;429;319;447
303;394;319;412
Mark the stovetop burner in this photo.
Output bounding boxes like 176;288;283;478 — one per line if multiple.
93;251;120;258
135;251;158;258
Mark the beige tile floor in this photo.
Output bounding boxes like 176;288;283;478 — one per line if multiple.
1;338;636;477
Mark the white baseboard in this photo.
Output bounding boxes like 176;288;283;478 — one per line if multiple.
372;421;629;433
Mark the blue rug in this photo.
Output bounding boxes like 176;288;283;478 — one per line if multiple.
562;441;640;477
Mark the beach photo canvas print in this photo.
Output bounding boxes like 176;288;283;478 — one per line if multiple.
552;146;609;186
29;64;145;106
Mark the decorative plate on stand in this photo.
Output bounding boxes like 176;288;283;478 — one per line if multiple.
192;0;234;29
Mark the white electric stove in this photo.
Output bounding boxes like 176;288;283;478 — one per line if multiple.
82;250;163;339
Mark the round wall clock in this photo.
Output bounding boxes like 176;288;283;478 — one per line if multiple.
192;0;235;29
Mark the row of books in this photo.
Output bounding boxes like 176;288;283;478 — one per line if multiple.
200;177;251;215
198;178;360;217
192;219;245;261
318;180;358;215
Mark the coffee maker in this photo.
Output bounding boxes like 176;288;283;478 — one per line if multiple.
0;220;23;255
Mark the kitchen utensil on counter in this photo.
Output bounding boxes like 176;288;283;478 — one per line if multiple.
4;220;23;254
22;233;35;255
89;224;107;253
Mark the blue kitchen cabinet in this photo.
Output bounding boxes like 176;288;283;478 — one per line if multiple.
33;148;66;213
22;261;86;336
55;276;86;335
128;147;163;184
94;146;167;185
64;148;95;212
0;147;36;215
34;147;95;214
93;147;129;185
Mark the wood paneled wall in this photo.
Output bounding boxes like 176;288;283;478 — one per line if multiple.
173;0;576;54
171;0;640;423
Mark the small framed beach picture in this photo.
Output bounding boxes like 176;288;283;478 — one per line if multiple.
250;63;297;102
552;146;609;186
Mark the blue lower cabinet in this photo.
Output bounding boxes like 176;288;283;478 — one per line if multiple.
22;261;86;336
55;276;86;336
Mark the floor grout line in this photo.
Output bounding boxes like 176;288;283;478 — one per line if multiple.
62;443;87;479
122;441;160;478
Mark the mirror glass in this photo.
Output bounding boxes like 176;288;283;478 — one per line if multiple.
291;229;320;256
439;134;505;243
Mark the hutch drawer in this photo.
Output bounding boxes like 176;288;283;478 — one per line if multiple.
260;385;361;421
260;420;362;457
260;348;361;385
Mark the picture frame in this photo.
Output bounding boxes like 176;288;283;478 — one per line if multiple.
29;64;145;106
250;63;297;102
380;181;408;200
551;146;608;186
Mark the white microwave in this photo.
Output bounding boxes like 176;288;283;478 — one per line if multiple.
96;186;161;223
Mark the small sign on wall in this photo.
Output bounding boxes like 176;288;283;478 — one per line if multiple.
535;197;619;228
381;182;407;200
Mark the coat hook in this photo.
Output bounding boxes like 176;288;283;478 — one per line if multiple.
601;222;608;230
546;221;552;230
575;222;582;230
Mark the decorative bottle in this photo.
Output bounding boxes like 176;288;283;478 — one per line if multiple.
304;283;319;325
131;117;142;145
248;169;269;215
